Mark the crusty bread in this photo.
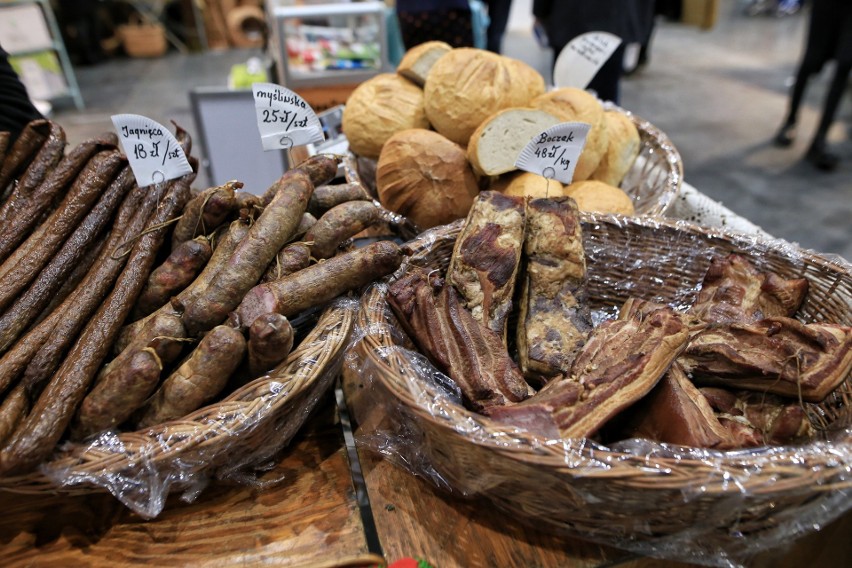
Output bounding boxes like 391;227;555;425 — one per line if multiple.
502;56;547;105
564;179;635;215
424;48;542;146
376;129;480;230
591;110;641;187
491;171;566;198
467;107;562;177
529;88;608;182
396;41;453;87
342;73;429;159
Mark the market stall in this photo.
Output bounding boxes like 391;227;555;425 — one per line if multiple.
0;37;850;568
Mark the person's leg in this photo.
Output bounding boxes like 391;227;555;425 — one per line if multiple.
484;0;511;53
805;59;852;170
775;0;835;146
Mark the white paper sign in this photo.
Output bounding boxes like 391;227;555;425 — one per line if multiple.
515;122;591;185
251;82;324;151
553;31;622;90
111;114;193;186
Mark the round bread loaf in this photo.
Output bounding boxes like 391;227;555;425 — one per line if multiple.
424;48;541;146
565;179;635;215
376;129;480;230
467;107;562;177
342;73;429;159
491;171;566;198
529;87;608;181
502;56;547;105
591;110;641;187
396;40;453;87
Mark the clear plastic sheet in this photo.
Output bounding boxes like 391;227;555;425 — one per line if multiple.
20;297;357;519
343;216;852;568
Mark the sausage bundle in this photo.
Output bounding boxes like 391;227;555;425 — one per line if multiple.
0;121;405;476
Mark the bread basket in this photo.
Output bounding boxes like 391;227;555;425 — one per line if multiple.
606;103;682;216
345;217;852;566
346;103;682;219
0;299;355;518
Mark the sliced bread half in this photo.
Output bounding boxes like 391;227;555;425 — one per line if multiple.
396;41;453;87
467;107;562;177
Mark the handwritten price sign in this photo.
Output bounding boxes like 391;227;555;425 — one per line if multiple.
515;122;590;184
111;114;192;186
553;31;622;90
252;82;324;151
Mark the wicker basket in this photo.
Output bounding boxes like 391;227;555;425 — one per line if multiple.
606;103;682;216
347;217;852;565
0;299;356;518
119;16;168;59
346;103;682;219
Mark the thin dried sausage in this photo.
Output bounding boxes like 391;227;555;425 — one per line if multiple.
0;135;114;262
20;184;153;397
0;173;191;474
0;151;124;309
0;166;136;355
0;119;49;196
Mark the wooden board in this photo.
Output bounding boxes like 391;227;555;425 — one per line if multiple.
0;399;378;568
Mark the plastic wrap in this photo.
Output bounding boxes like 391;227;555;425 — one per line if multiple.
343;215;852;568
0;297;357;519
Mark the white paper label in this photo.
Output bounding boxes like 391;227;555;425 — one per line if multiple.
111;114;193;186
553;31;622;90
515;122;591;185
252;82;324;151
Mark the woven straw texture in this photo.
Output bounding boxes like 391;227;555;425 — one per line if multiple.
605;103;682;216
0;300;355;518
349;216;852;564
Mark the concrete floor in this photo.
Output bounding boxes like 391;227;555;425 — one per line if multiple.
52;0;851;261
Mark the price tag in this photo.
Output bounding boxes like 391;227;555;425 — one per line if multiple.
111;114;192;186
251;82;324;151
553;31;622;90
515;122;590;185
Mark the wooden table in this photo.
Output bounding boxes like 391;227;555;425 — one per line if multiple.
0;396;379;568
1;385;850;568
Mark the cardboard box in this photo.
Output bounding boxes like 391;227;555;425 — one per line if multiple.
682;0;719;30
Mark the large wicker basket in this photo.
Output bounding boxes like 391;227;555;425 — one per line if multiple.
0;299;355;518
346;217;852;566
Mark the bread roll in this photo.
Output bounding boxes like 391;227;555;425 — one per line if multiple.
591;110;641;187
396;41;452;87
565;180;635;215
376;129;480;230
467;107;562;177
342;73;429;159
424;48;542;146
491;171;566;199
530;88;608;182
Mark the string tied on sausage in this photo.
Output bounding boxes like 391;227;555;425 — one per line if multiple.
111;217;182;260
